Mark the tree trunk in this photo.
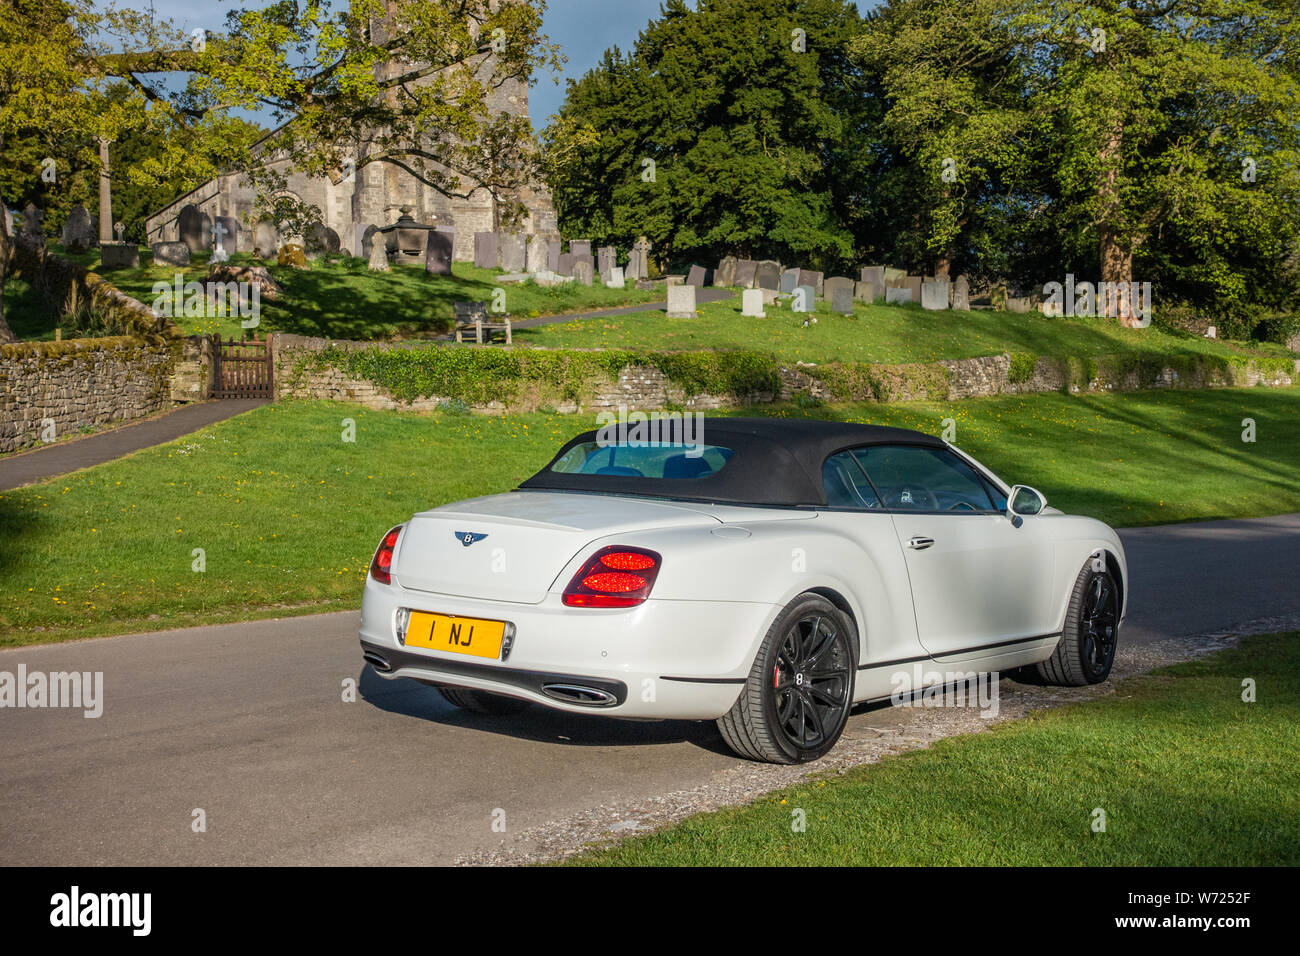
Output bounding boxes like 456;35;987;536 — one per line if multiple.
0;226;15;344
1096;118;1137;324
98;136;114;243
0;132;17;343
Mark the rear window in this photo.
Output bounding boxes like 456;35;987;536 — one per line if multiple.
550;442;734;479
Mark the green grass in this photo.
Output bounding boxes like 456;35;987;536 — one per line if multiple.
1;387;1297;645
22;248;661;341
563;632;1300;866
517;295;1296;365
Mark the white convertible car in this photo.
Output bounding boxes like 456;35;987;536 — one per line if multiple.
359;418;1126;763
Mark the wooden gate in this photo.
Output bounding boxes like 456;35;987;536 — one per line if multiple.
212;335;273;399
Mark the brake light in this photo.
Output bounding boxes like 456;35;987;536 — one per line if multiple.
563;546;662;607
369;525;404;584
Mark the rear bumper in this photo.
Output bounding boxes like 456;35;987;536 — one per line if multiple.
361;640;631;707
358;577;777;719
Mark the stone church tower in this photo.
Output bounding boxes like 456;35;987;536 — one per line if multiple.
144;1;555;261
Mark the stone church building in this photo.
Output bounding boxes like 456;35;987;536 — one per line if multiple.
144;3;555;262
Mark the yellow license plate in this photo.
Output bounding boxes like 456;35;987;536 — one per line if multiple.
405;612;505;660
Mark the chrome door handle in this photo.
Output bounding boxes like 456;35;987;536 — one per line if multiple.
907;536;935;550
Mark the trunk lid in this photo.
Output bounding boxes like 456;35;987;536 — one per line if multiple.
392;491;720;604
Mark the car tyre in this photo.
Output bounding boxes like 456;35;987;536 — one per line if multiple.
435;685;531;715
718;594;856;764
1035;559;1120;686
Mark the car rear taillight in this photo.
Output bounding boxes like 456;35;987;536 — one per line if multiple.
369;525;404;584
562;546;662;608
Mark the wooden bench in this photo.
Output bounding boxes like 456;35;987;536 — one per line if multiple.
453;301;512;344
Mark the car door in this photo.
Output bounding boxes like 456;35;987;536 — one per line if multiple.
818;450;929;682
850;444;1058;658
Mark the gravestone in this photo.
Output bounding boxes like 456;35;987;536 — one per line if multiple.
533;270;573;288
1007;296;1031;313
368;240;390;272
824;276;855;304
885;287;913;305
556;252;576;276
624;247;643;281
177;205;210;253
18;204;44;247
792;285;816;313
500;233;526;273
884;267;906;284
573;259;594;286
714;256;738;287
214;216;242;253
424;229;454;275
904;275;923;303
686;265;707;287
210;218;231;263
921;279;950;311
474;232;499;269
629;237;652;280
597;246;617;280
254;220;281;256
547;240;562;272
527;235;549;273
734;259;758;288
151;241;190;266
796;269;823;296
859;265;885;301
832;286;855;315
605;266;625;289
306;223;340;258
100;242;139;269
742;288;766;318
61;205;96;253
780;269;800;294
755;260;782;291
666;284;696;318
953;275;970;311
854;281;874;303
569;239;592;258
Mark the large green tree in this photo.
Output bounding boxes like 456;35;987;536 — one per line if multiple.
1;0;561;343
544;0;872;271
855;0;1300;316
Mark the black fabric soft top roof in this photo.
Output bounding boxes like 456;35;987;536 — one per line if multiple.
516;417;946;507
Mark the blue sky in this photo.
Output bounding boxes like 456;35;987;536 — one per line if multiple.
136;0;877;129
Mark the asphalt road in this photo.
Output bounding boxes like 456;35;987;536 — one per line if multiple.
3;513;1299;866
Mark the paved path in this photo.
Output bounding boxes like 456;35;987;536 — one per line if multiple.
0;400;267;491
2;513;1297;865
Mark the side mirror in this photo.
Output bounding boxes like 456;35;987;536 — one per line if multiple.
1007;485;1046;521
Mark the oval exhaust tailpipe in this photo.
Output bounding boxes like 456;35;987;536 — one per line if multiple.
541;683;617;707
363;650;391;672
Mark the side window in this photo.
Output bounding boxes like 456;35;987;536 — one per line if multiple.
822;450;883;509
853;445;996;512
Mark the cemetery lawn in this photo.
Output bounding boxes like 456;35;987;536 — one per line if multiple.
27;248;661;341
561;632;1300;866
516;295;1296;365
1;387;1298;646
